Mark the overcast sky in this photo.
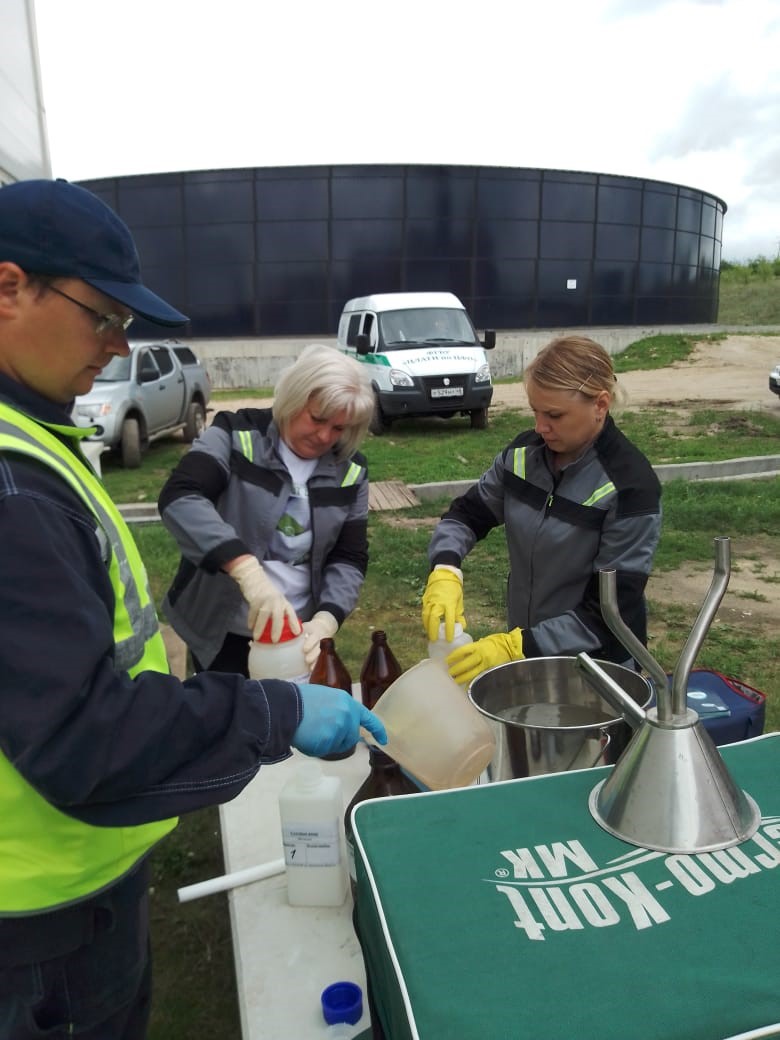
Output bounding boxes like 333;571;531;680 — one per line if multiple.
33;0;780;262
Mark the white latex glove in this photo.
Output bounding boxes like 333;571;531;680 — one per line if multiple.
228;557;301;642
301;610;339;670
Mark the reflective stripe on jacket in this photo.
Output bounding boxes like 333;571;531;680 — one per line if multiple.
0;403;177;914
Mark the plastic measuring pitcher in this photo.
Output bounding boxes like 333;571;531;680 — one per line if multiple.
363;658;496;790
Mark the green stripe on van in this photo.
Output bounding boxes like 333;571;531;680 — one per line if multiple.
358;353;391;367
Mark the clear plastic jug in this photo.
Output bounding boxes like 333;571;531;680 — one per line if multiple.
362;658;496;791
427;622;473;670
247;615;308;683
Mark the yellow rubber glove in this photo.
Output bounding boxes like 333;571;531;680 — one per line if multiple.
421;565;466;643
446;628;524;687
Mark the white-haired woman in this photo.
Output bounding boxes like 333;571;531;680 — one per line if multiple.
160;344;374;675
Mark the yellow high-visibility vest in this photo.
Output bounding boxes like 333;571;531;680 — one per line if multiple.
0;403;177;914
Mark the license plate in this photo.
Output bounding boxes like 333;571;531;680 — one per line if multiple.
431;386;464;398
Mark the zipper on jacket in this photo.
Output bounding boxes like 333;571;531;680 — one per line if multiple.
545;473;562;513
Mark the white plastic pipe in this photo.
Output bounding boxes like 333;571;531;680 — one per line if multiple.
177;857;286;903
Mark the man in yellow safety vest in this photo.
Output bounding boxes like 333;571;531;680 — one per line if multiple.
0;179;385;1039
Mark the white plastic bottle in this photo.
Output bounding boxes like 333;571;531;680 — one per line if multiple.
427;622;473;664
278;761;347;907
247;615;308;683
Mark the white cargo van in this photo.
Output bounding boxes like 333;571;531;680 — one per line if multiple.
337;292;495;434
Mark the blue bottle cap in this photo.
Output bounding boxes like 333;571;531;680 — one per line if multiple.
321;980;363;1025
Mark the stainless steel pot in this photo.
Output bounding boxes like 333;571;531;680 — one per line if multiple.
468;657;653;782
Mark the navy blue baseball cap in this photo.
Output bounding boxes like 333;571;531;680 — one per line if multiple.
0;178;188;327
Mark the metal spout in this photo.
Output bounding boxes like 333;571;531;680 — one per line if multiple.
575;653;646;729
588;535;760;853
670;536;730;716
598;569;671;721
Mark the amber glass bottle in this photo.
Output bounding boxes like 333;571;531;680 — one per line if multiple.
344;746;419;900
310;637;355;761
345;631;411;899
359;630;402;710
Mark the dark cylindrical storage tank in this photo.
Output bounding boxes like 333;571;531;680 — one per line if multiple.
80;163;726;338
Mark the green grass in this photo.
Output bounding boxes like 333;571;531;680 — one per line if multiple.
616;409;780;465
148;810;237;1038
718;262;780;325
102;404;780;499
102;440;188;502
657;479;780;547
718;280;780;325
212;387;274;400
134;469;780;724
134;477;780;732
355;405;780;482
134;522;180;606
100;329;780;501
610;332;722;371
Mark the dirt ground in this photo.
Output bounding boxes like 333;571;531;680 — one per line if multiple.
490;333;780;415
213;334;780;641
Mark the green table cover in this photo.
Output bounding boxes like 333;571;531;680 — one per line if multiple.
352;733;780;1040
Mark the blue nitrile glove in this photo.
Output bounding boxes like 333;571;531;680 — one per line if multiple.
293;684;388;758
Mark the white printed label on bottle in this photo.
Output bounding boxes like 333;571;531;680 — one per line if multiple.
282;821;341;867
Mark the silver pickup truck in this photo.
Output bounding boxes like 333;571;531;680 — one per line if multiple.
73;340;211;468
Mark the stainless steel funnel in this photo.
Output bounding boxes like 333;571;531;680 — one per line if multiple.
581;537;760;854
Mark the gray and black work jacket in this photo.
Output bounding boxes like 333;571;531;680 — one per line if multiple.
160;408;369;668
427;416;662;663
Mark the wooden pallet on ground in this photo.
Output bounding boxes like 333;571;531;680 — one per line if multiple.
368;481;420;511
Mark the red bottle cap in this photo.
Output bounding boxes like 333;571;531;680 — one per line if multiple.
255;615;301;643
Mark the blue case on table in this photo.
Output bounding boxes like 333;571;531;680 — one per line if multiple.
663;669;766;745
